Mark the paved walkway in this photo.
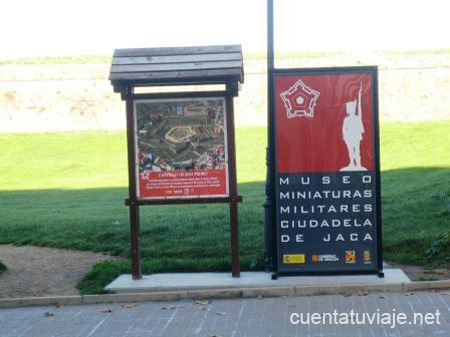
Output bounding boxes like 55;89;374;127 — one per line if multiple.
1;291;449;336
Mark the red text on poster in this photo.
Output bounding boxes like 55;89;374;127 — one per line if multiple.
139;169;227;198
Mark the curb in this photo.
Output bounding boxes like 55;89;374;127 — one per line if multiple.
1;280;449;308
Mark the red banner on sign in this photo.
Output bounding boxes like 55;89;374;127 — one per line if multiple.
139;169;227;198
275;73;374;173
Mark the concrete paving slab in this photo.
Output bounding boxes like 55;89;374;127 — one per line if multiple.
1;291;448;337
106;269;410;293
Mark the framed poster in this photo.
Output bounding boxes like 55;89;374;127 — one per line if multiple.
134;97;229;200
273;67;382;274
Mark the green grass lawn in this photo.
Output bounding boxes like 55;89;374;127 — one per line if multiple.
0;123;449;294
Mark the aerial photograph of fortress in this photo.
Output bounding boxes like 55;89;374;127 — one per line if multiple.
136;98;227;172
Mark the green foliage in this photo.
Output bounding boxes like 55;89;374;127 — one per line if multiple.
77;260;129;294
427;230;450;264
77;255;263;294
0;261;7;274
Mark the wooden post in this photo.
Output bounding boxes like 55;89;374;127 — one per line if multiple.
226;84;240;277
124;86;142;280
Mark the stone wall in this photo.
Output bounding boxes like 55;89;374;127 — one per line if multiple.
1;52;449;133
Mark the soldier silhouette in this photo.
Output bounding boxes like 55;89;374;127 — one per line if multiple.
341;82;367;171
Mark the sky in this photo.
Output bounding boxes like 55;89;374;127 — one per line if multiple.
1;0;449;60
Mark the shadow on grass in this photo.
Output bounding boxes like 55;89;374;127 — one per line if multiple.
0;182;267;289
1;167;449;294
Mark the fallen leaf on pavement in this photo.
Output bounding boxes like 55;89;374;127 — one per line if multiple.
194;300;210;306
122;303;137;309
162;305;184;310
357;289;369;296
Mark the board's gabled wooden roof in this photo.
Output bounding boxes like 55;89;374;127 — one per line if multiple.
109;45;244;91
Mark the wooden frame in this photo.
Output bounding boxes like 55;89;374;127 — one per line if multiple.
133;96;230;200
110;46;244;279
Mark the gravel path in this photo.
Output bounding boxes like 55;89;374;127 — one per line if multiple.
0;245;122;299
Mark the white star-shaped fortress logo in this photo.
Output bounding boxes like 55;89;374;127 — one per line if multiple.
280;80;320;119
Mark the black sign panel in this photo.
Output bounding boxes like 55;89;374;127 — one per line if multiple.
273;67;382;274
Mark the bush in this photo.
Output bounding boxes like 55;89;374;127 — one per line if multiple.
427;231;450;264
0;261;7;274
